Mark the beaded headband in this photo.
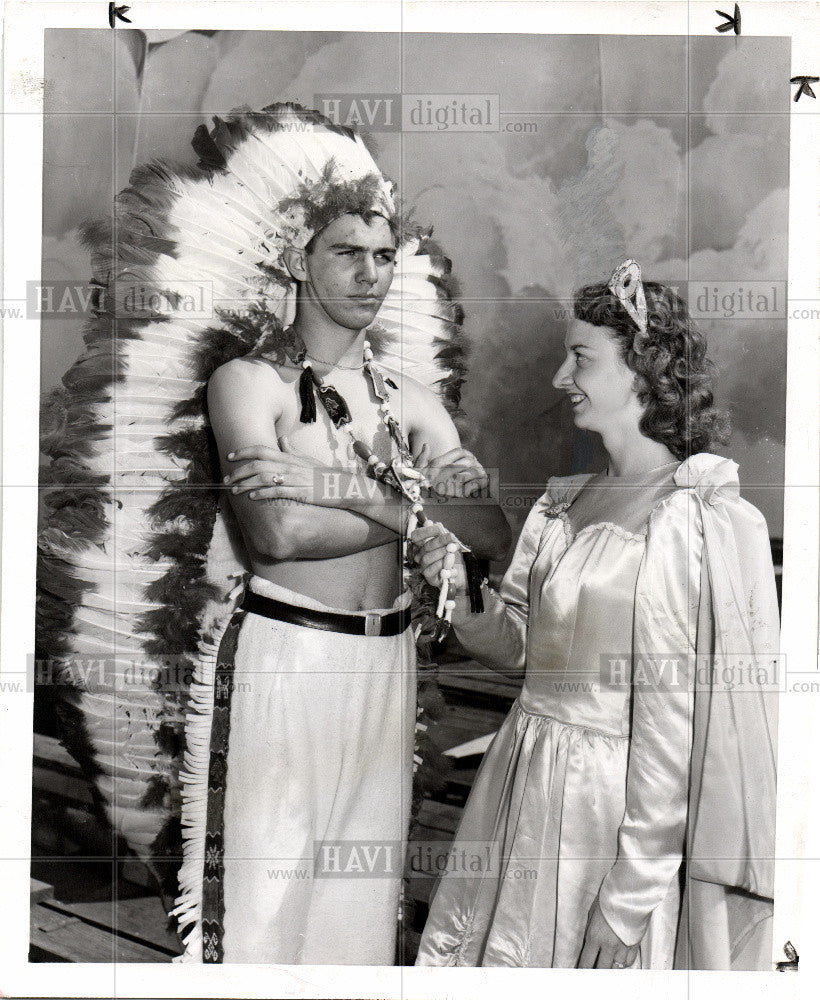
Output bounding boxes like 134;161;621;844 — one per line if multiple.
608;258;648;352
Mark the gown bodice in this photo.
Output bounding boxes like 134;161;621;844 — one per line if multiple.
486;461;683;734
520;515;647;734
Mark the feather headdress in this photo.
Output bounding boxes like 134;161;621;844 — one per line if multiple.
37;102;465;897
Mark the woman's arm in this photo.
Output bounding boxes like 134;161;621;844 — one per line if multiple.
412;495;552;679
594;490;702;947
402;376;512;562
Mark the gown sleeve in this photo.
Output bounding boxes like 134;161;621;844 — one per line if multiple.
597;489;703;947
449;489;553;676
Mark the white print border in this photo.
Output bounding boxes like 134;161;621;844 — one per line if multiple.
2;2;818;999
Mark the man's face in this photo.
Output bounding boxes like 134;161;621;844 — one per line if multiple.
302;213;396;331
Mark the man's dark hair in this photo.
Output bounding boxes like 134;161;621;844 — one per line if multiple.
303;209;398;255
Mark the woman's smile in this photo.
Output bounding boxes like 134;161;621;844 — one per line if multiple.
552;320;642;437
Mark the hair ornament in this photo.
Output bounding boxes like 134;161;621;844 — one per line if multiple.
608;258;649;353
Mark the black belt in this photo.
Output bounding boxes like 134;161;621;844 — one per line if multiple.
241;589;411;637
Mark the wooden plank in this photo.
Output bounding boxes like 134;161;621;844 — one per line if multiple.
416;803;461;836
438;708;510;730
434;706;504;732
439;672;517;697
433;718;500;751
30;902;172;963
47;896;182;956
121;858;160;890
438;660;522;699
31;796;115;858
112;896;181;953
401;928;422;953
412;818;457;842
33;732;82;772
406;873;440;906
418;798;463;825
442;767;480;792
32;767;94;806
30;878;54;903
33;735;94;806
438;695;515;715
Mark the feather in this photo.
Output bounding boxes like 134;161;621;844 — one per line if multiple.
191;124;227;170
38;101;467;898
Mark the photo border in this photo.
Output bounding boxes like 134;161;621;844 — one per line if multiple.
2;2;818;997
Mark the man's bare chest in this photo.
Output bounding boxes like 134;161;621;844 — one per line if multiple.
275;368;409;469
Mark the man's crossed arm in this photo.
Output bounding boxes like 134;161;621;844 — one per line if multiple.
209;359;511;563
209;360;399;561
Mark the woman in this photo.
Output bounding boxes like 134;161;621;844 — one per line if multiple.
412;262;779;970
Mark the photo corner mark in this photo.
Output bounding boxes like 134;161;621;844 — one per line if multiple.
775;940;799;971
790;76;819;102
715;4;741;35
108;3;132;28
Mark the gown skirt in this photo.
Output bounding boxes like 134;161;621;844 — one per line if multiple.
415;699;680;968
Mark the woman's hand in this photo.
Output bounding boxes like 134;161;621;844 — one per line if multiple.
224;445;324;504
577;896;639;969
410;523;468;594
413;444;489;499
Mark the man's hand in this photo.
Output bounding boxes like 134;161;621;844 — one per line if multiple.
410;523;468;594
577;896;639;969
225;444;390;515
413;444;489;499
224;444;322;504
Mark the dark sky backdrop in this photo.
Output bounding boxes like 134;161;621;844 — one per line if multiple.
41;31;790;539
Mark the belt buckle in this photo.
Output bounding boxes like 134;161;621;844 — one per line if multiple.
364;612;382;637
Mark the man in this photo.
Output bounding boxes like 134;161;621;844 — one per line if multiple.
196;205;509;964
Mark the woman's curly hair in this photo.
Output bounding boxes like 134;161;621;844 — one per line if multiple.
572;280;729;460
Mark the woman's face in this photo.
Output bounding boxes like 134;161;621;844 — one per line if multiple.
552;319;644;436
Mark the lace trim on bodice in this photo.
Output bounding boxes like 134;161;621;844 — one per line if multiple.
553;512;647;547
541;476;648;549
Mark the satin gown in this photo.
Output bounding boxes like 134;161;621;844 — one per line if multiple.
417;459;704;968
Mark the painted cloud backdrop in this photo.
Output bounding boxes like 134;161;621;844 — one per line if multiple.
42;31;789;536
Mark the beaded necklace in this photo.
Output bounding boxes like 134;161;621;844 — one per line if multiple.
291;336;465;630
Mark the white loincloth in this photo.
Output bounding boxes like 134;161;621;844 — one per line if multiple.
174;576;415;965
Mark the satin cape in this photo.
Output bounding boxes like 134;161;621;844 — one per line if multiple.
674;454;778;969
